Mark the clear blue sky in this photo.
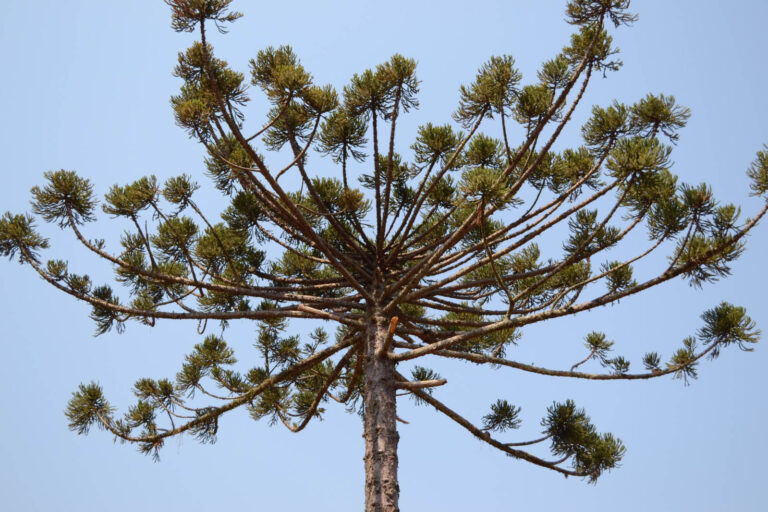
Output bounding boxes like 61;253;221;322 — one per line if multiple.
1;1;767;510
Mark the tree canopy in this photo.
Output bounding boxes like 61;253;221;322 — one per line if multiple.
1;0;766;510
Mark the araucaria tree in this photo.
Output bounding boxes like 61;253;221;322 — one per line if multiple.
2;1;766;510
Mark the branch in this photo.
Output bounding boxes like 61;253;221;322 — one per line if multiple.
395;379;447;391
392;199;768;362
394;372;585;478
375;316;399;357
283;344;359;433
431;345;717;381
93;335;357;445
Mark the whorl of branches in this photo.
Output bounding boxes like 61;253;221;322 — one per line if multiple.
3;0;765;481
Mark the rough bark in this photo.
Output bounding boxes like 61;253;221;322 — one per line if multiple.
363;311;400;512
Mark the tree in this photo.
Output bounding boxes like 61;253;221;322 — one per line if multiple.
1;1;766;510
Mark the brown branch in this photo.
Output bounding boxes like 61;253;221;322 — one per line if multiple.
395;372;584;478
283;344;359;433
375;316;399;357
92;335;356;444
297;304;364;327
392;200;767;362
431;347;717;381
198;21;374;302
395;379;447;390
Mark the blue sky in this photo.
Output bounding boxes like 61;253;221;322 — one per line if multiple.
1;1;767;510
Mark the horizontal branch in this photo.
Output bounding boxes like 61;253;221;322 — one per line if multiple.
394;372;585;478
297;304;364;327
94;335;357;445
395;379;447;390
431;343;718;381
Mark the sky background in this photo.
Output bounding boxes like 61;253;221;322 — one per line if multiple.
1;1;767;510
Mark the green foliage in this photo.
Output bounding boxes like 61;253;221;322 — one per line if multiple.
90;285;124;335
310;177;371;219
412;123;462;165
303;84;339;116
605;355;630;375
113;221;189;307
454;55;521;128
356;154;416;212
251;45;311;103
172;42;248;138
204;134;255;194
513;84;558;130
530;146;602;197
582;101;630;153
510;244;542;274
126;400;157;430
270;246;322;280
563;209;619;255
660;301;758;384
482;400;522;432
538;54;572;91
699;302;760;356
647;194;687;240
344;69;391;117
423;175;456;209
222;191;266;235
564;25;621;72
600;261;636;293
195;222;264;276
461;256;514;296
410;366;441;385
459;167;512;209
45;259;68;280
165;0;242;33
606;137;671;180
176;335;237;396
377;54;420;117
463;133;505;169
254;311;300;367
318;109;368;163
0;212;48;262
249;384;290;423
630;93;690;142
668;336;698;384
163;174;200;212
542;400;625;483
451;208;505;250
620;168;677;218
555;148;601;194
65;382;114;435
680;182;715;218
747;146;768;197
152;216;198;262
263;101;314;151
102;176;159;218
439;306;519;356
31;170;97;227
343;54;418;121
565;0;636;27
642;352;661;372
583;331;614;364
262;88;339;150
673;203;746;285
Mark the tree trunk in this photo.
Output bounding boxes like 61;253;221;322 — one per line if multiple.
363;312;400;512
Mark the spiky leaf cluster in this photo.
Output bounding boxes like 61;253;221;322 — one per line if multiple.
482;400;522;432
542;400;625;483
